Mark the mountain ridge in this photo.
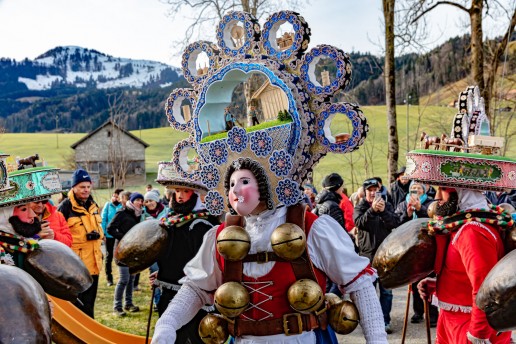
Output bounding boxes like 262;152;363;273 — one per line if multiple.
0;35;514;133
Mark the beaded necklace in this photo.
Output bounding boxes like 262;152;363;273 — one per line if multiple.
0;231;39;253
428;205;514;234
160;211;210;227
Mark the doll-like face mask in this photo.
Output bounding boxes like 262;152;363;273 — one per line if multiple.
229;169;262;216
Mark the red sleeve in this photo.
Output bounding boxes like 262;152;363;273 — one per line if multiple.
455;223;501;340
339;197;355;231
52;211;73;247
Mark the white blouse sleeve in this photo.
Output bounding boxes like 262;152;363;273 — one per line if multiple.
307;215;377;293
180;225;223;292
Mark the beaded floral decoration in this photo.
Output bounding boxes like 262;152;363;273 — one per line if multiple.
162;10;369;215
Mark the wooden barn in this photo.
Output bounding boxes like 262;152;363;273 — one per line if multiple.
251;80;289;121
70;120;149;187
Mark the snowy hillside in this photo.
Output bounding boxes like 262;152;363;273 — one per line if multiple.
16;46;181;90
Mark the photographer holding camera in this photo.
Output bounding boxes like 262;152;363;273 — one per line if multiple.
354;177;399;334
58;168;104;318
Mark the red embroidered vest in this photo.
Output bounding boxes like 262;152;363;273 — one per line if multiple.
215;211;327;320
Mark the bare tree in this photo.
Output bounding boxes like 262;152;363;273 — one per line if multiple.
383;0;400;183
163;0;306;50
107;92;136;188
406;0;516;128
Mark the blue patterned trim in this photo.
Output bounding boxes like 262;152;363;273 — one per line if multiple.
165;88;195;132
204;191;225;216
226;127;249;153
276;179;301;206
316;102;368;153
216;11;260;58
300;45;352;97
171;139;200;180
250;131;273;157
269;150;293;177
181;41;219;85
261;11;310;61
200;164;220;189
208;140;229;165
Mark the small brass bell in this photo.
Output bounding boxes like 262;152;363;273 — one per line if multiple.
216;225;251;261
325;293;342;307
270;223;306;260
287;279;324;314
328;299;360;335
198;313;229;344
214;282;250;318
427;201;438;218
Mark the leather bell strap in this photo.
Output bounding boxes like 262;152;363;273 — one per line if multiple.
228;312;323;337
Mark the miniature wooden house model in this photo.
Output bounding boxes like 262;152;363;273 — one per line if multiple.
276;32;294;50
251;80;289;121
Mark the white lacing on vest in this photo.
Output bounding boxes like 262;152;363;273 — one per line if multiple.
241;280;274;321
438;299;472;313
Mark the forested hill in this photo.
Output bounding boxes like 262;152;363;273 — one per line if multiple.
0;35;514;133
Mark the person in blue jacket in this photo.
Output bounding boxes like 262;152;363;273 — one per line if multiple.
101;188;124;286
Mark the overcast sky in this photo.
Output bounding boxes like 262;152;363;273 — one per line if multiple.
0;0;512;67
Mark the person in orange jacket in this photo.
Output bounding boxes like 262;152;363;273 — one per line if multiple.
29;200;72;247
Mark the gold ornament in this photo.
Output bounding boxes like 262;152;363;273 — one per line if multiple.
427;201;438;218
328;300;360;335
216;225;251;261
324;293;342;307
287;279;324;314
214;282;250;318
270;223;306;260
198;314;229;344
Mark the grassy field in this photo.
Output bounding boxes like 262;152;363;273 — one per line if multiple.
2;105;515;200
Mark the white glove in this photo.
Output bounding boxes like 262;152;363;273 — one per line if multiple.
151;283;208;344
350;282;388;344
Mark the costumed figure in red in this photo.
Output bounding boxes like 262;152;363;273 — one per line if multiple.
403;86;516;343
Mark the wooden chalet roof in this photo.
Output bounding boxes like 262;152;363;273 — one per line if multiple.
70;120;150;149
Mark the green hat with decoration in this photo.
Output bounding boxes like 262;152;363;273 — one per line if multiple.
0;167;62;208
406;86;516;192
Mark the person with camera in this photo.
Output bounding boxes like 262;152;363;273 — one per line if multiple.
389;166;410;209
58;168;104;318
29;199;72;247
107;192;144;316
354;177;400;334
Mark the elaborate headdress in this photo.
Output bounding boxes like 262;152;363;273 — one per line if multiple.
0;167;62;208
162;10;368;215
405;86;516;192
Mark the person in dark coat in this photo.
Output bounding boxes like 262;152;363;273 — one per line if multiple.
312;173;346;229
485;190;516;208
107;192;144;316
149;179;219;344
389;166;410;209
394;181;438;325
354;177;400;334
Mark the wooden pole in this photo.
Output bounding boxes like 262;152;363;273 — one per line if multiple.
401;284;412;344
424;299;432;344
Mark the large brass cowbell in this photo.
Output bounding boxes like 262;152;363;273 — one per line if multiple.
198;313;229;344
270;223;306;260
216;225;251;261
214;281;250;318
